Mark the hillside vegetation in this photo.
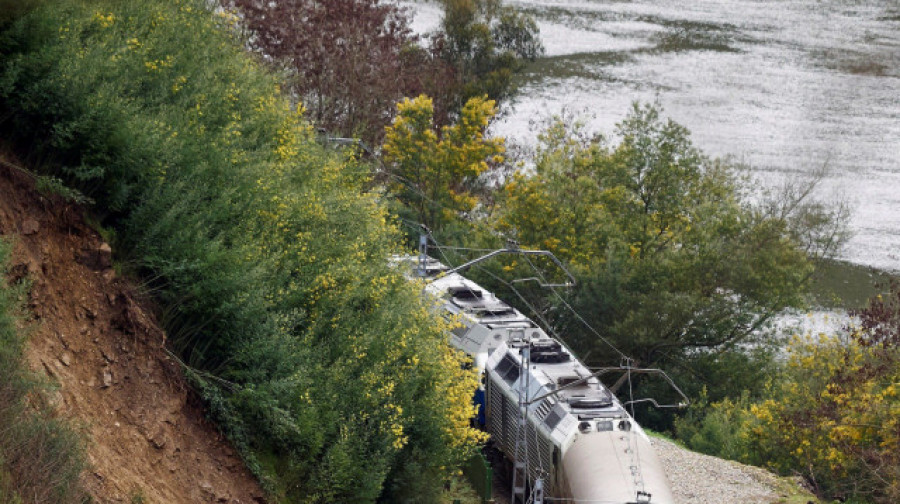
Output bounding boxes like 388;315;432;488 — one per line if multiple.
2;0;894;503
0;0;483;501
0;241;86;504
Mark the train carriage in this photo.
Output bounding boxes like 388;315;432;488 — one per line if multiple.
409;256;675;504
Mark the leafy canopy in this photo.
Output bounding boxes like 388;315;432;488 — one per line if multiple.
494;103;842;405
228;0;444;145
0;1;486;501
679;286;900;504
382;94;505;232
434;0;543;112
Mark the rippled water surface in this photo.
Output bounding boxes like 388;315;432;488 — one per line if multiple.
402;0;900;271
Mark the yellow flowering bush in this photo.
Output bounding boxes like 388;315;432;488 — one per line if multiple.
382;94;505;231
1;1;485;501
743;332;900;502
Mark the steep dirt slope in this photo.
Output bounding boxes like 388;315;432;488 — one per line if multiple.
0;159;265;503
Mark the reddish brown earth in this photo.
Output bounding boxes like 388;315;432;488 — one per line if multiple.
0;158;265;503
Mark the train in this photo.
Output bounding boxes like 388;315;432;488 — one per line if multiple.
407;255;675;504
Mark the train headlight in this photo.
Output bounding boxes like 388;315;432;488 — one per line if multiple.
617;420;631;432
578;421;593;434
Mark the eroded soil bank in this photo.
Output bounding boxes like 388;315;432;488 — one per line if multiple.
0;158;264;503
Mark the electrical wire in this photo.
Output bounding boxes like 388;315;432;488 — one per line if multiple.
423;231;494;310
431;244;500;253
473;264;562;342
394;180;660;504
519;251;647;500
518;252;630;363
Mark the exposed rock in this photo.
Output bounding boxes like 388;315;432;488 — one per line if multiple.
41;359;59;379
149;427;168;450
78;243;113;271
22;218;39;235
101;368;113;388
2;158;263;504
7;262;28;283
100;348;116;363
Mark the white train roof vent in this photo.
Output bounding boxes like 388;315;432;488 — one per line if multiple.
529;339;571;364
543;403;567;431
448;286;483;300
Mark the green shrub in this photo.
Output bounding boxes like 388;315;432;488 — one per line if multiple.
676;328;900;503
674;389;754;462
0;2;484;501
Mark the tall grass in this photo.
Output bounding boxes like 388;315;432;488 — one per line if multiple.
0;1;483;501
0;241;88;504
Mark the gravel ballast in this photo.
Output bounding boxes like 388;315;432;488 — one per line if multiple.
652;437;796;504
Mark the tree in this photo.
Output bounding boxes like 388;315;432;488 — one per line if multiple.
382;94;505;232
674;285;900;503
493;103;847;405
229;0;448;144
432;0;543;116
229;0;541;145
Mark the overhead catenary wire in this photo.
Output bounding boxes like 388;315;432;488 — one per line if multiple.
519;249;647;500
421;226;564;343
413;219;663;408
421;228;496;309
518;252;631;364
401;196;676;411
473;264;563;342
379;127;677;501
380;129;663;496
431;244;501;253
423;228;652;501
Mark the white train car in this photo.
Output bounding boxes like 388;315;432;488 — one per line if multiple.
415;257;675;504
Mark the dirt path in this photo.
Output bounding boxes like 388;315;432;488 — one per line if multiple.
0;159;265;503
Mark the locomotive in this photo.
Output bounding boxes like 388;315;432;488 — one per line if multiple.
411;255;675;504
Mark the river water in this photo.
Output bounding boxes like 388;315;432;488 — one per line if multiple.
401;0;900;273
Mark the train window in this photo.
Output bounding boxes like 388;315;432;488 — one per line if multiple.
503;361;520;385
495;354;514;376
450;326;468;339
494;354;521;385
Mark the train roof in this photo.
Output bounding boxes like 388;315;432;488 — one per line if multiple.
489;337;630;436
396;254;674;503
